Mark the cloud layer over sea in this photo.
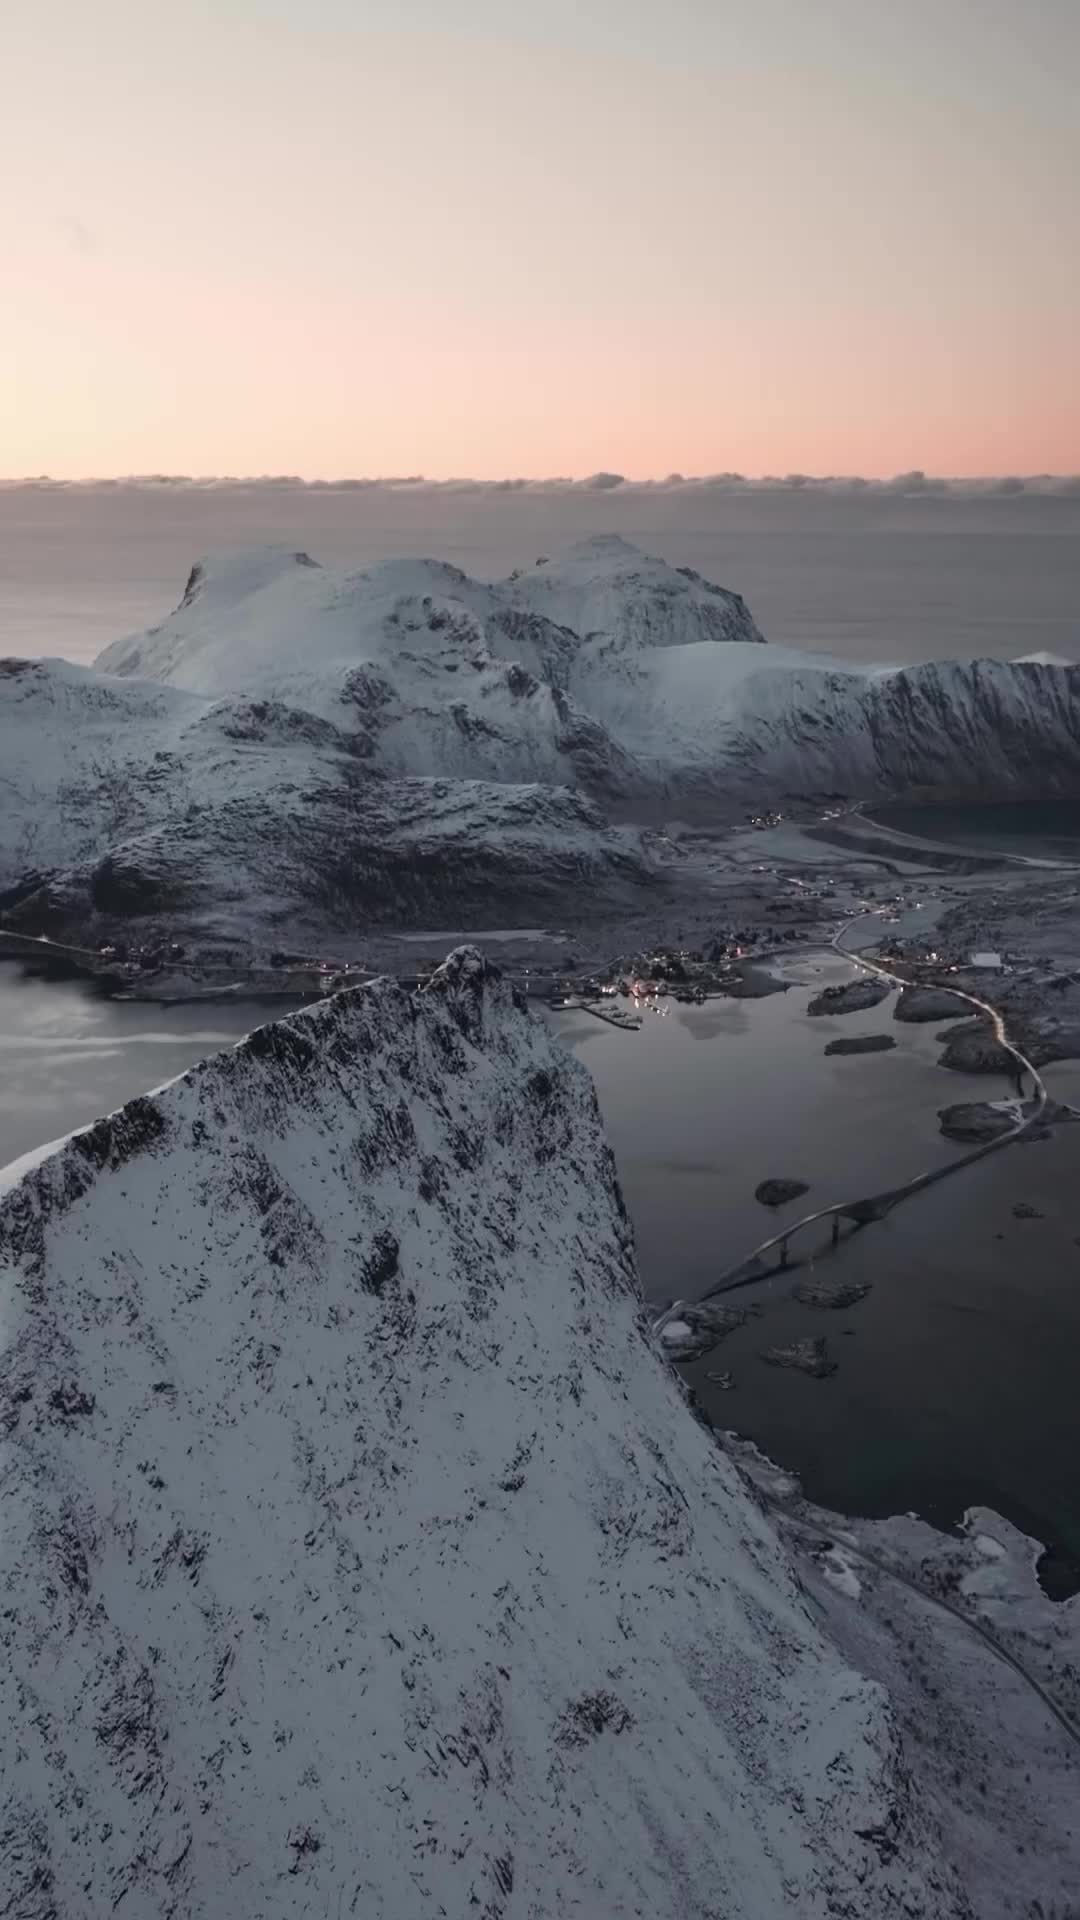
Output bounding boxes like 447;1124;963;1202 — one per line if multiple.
4;471;1080;497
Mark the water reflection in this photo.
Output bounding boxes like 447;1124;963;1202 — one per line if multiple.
676;1003;750;1040
0;963;305;1170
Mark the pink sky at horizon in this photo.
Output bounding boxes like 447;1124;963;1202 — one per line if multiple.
3;0;1078;481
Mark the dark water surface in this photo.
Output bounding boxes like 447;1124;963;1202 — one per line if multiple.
551;953;1080;1590
869;799;1080;862
0;964;304;1172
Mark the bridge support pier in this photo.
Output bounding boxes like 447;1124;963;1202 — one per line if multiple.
831;1217;840;1246
779;1239;789;1269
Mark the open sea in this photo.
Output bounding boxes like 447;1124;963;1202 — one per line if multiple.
1;481;1078;666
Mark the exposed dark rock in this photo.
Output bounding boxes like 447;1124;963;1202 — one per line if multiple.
894;986;967;1023
660;1300;757;1361
761;1335;837;1378
807;979;890;1016
937;1101;1018;1143
90;848;186;917
47;1382;95;1420
939;1028;1018;1076
755;1178;810;1207
825;1034;896;1056
553;1691;634;1749
935;1018;987;1042
792;1278;872;1308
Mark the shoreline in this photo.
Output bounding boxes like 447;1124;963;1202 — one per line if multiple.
4;802;1080;1602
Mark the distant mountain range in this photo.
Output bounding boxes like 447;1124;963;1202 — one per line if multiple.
2;535;1078;948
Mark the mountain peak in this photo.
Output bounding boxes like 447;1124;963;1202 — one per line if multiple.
0;961;969;1918
176;545;321;612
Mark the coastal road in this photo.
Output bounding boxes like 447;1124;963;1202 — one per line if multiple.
769;1501;1080;1754
653;912;1048;1333
0;929;103;965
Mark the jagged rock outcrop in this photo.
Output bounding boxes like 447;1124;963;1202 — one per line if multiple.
0;952;971;1918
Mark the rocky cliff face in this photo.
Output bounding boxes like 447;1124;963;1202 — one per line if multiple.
0;952;969;1919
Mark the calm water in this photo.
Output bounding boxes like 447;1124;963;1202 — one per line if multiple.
0;964;304;1171
3;954;1079;1589
870;799;1080;861
552;951;1080;1589
2;484;1079;666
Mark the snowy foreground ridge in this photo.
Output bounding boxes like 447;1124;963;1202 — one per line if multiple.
3;535;1080;945
0;950;974;1918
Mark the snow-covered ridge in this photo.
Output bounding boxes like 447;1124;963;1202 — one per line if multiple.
92;535;1080;810
0;951;968;1917
3;535;1080;948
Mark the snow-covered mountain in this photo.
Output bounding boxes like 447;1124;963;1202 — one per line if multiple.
4;534;1080;949
94;535;1080;813
94;538;767;800
0;653;652;949
0;951;971;1917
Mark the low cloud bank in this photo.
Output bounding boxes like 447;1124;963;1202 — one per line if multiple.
3;470;1078;497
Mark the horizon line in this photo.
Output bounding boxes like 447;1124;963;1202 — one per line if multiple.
2;470;1079;499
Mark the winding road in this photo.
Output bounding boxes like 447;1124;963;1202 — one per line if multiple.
653;913;1048;1333
769;1502;1080;1753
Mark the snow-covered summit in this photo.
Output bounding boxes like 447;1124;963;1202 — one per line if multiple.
506;532;766;650
96;537;764;697
0;952;969;1917
93;540;1080;818
5;538;1080;949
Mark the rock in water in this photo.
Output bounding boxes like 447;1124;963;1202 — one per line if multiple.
762;1336;838;1377
936;1017;987;1041
755;1176;811;1207
825;1034;896;1055
939;1027;1018;1075
807;978;891;1016
792;1278;872;1309
938;1101;1020;1142
658;1299;756;1360
894;986;968;1022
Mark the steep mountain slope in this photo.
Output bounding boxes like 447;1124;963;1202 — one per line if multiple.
0;952;969;1918
92;546;623;795
575;643;1080;804
0;656;652;947
96;535;1080;811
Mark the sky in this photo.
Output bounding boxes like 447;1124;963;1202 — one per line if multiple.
3;0;1078;480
